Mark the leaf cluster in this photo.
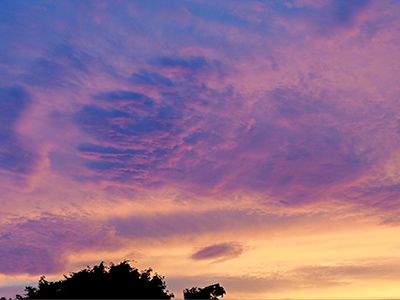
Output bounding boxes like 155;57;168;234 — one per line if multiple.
183;283;226;300
17;260;174;299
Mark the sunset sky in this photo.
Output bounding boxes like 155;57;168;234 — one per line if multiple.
1;0;400;298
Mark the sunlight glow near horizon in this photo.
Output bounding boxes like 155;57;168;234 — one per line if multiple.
1;0;400;298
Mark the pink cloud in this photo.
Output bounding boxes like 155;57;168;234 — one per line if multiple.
1;1;400;298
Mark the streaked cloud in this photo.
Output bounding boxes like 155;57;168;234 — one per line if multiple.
1;0;400;298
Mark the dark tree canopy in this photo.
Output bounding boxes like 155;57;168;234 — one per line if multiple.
16;261;174;299
183;283;226;300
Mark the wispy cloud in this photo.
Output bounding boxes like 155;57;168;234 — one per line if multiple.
1;0;400;298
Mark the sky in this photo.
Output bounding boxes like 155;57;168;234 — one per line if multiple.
1;0;400;298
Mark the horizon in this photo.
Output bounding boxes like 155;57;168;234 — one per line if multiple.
1;0;400;299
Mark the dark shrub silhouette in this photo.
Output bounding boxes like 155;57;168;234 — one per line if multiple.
183;283;226;300
16;261;174;299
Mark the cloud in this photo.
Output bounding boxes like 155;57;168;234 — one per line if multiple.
109;208;347;241
94;90;154;105
20;43;95;89
293;261;400;283
157;56;208;70
1;1;400;298
110;209;272;239
0;214;119;275
75;105;130;125
0;86;40;177
0;245;60;275
266;0;373;39
332;0;371;24
0;149;38;176
0;86;30;141
69;62;237;186
69;80;390;212
153;55;224;81
191;242;243;261
130;69;174;87
77;143;147;156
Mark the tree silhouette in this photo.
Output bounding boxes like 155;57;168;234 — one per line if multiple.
183;283;226;300
15;261;174;299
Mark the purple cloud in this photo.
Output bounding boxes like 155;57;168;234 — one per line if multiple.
94;90;153;104
0;86;40;176
1;1;400;298
0;214;119;275
130;69;174;87
191;243;243;261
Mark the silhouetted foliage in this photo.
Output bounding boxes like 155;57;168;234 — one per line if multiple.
183;283;226;300
16;261;174;299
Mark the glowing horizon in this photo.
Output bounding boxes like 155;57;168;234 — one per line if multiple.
1;0;400;298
